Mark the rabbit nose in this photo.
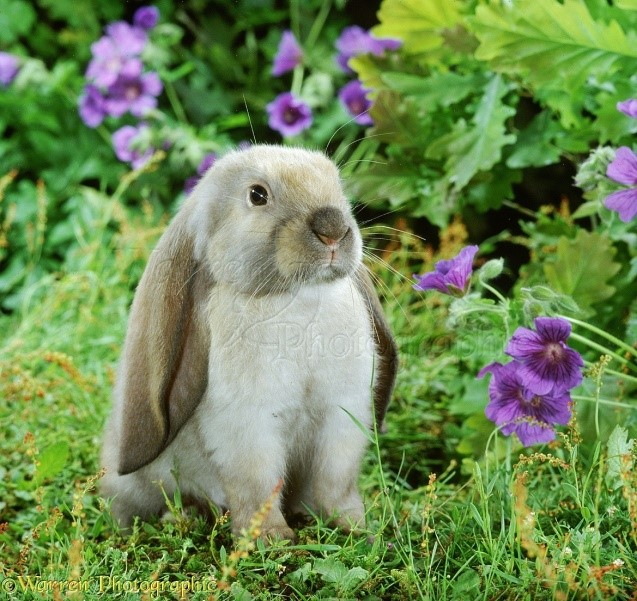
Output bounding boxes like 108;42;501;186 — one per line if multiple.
310;207;350;247
315;230;349;247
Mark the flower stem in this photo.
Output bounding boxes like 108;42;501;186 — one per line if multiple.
569;332;635;371
305;0;333;49
582;362;637;385
562;316;637;360
480;282;511;339
481;282;509;306
571;395;635;411
291;65;305;97
164;80;187;123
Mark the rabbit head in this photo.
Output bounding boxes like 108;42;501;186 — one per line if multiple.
189;145;363;296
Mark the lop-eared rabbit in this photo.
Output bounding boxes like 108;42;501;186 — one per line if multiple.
101;145;397;540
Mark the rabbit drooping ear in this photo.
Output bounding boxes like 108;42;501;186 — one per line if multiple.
116;196;213;475
354;267;398;432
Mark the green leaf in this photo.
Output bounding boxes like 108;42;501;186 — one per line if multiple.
314;558;368;591
615;0;637;8
350;55;386;91
451;569;481;599
381;71;487;109
470;0;637;91
605;425;635;491
373;0;463;57
350;160;424;209
543;230;621;314
340;566;369;592
463;164;521;213
593;83;637;143
426;74;516;190
33;442;69;487
506;111;563;169
230;582;255;601
314;558;349;583
369;89;429;147
0;0;36;43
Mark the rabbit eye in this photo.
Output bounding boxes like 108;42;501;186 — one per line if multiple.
249;185;269;206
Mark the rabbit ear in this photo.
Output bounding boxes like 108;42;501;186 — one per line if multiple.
355;267;398;432
116;198;213;475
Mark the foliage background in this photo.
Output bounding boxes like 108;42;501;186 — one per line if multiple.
0;0;636;599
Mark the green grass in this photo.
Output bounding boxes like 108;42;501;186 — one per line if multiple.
1;192;635;600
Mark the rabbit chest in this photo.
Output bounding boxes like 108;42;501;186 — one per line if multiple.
200;277;375;445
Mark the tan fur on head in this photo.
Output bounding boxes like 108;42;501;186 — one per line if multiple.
100;144;397;538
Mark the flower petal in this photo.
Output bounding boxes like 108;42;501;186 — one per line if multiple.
505;326;543;359
607;146;637;186
272;30;303;76
604;188;637;223
533;316;571;342
617;99;637;119
515;422;556;446
412;271;449;294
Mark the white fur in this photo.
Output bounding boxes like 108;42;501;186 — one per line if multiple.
102;276;375;533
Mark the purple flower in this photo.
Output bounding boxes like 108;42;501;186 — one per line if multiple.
505;317;583;396
272;30;303;76
79;84;108;127
112;124;154;169
617;99;637;119
335;25;401;73
86;36;143;88
105;71;163;118
479;361;572;446
197;153;217;175
134;6;160;31
266;92;313;137
105;21;147;56
413;245;479;297
338;80;373;125
183;177;199;195
603;146;637;222
184;153;218;194
0;52;20;86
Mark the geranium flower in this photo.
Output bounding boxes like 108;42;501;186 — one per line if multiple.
134;6;160;30
184;153;217;194
272;30;303;76
0;52;20;86
505;317;583;396
266;92;312;137
617;99;637;119
86;36;143;88
604;146;637;222
79;84;108;127
413;245;479;297
335;25;401;74
105;71;163;117
105;21;147;56
338;80;373;125
112;124;154;169
479;361;572;446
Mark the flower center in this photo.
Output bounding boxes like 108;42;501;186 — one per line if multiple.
283;107;301;124
107;57;121;72
529;395;542;408
349;99;365;114
543;342;565;364
125;82;141;101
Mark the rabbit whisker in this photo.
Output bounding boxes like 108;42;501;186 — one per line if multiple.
362;249;411;285
357;261;411;326
361;224;429;245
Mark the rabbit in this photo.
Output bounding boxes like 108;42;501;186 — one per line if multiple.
100;144;398;540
